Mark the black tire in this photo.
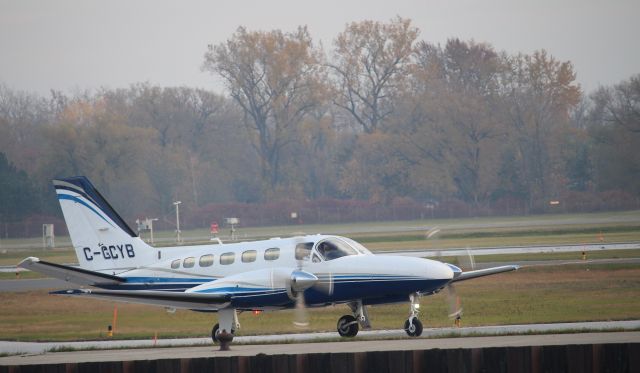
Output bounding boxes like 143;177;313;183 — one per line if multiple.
211;323;220;343
404;318;423;337
212;323;236;343
337;315;359;337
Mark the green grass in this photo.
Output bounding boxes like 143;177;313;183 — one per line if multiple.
433;249;640;265
0;271;45;280
1;212;638;341
1;263;638;342
0;248;77;266
354;223;640;243
2;210;640;249
362;231;640;251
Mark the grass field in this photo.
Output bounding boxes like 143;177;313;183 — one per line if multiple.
1;211;638;342
2;211;639;267
1;263;638;341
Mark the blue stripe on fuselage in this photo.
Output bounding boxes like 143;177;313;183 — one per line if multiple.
93;276;450;309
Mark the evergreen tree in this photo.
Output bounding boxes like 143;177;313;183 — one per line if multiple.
0;152;38;220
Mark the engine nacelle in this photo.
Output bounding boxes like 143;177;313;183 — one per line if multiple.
185;267;317;307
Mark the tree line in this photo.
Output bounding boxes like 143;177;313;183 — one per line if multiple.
1;17;638;236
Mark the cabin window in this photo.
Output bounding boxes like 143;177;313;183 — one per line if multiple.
242;250;257;263
183;257;196;268
295;242;314;260
170;259;181;269
264;248;280;261
316;238;358;261
220;252;235;265
199;254;214;267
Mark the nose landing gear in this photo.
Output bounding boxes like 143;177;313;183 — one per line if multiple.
404;293;423;337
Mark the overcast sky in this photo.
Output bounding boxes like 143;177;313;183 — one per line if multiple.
1;0;638;96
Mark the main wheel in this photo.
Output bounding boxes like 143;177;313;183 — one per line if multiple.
337;315;359;337
212;323;237;343
404;318;423;337
211;323;220;343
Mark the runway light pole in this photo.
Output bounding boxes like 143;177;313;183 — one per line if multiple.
173;201;182;243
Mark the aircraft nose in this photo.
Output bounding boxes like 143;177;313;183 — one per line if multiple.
431;260;454;280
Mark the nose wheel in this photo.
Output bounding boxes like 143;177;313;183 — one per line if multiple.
404;292;423;337
404;317;423;337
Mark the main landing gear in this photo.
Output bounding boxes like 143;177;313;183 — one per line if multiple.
337;315;359;337
337;300;370;337
211;323;237;343
404;293;423;337
211;308;239;344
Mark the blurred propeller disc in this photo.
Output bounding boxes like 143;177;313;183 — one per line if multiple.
314;272;334;296
458;248;476;271
293;291;309;328
426;227;441;239
446;283;463;319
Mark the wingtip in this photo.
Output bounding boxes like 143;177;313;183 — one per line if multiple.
17;256;39;268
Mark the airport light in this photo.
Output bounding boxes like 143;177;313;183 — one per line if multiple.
173;201;182;243
147;218;159;244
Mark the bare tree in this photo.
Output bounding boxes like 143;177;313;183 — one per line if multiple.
203;26;326;193
330;17;418;133
591;74;640;133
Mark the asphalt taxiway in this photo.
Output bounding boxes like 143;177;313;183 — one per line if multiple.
1;331;638;366
1;320;639;356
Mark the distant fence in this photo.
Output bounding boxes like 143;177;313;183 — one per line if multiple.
1;343;637;372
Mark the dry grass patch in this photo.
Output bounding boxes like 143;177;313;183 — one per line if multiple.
1;263;638;341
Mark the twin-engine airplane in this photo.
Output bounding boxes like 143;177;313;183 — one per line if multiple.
19;177;518;343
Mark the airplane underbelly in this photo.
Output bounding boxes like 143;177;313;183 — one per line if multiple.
305;277;449;305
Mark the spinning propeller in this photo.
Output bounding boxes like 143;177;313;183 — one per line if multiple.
427;228;475;321
445;248;475;320
290;237;334;328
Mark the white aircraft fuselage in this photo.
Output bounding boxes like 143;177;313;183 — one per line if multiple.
19;176;517;342
112;236;455;310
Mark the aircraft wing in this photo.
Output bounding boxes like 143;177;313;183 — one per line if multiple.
451;265;519;282
18;257;124;286
51;289;231;311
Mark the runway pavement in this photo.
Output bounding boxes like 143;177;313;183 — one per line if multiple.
1;330;638;366
0;278;68;292
1;320;639;356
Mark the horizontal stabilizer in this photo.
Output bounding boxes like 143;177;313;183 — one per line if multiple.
17;257;123;286
51;288;230;310
452;265;519;282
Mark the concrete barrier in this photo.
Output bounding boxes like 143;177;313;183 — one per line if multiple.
1;343;638;372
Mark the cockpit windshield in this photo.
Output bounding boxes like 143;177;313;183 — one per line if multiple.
341;237;372;254
316;238;359;261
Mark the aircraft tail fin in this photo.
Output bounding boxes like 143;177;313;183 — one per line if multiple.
53;176;154;272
